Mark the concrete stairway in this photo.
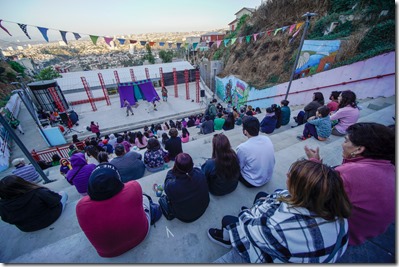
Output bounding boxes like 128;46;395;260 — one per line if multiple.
0;96;395;263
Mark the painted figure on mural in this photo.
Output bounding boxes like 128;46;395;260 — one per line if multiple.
224;79;232;102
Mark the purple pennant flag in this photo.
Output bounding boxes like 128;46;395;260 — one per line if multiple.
37;27;49;42
104;37;113;47
176;42;182;49
238;37;243;44
167;42;172;48
118;38;125;45
208;41;214;47
0;20;12;36
60;31;68;44
18;23;31;39
73;32;81;40
140;41;146;46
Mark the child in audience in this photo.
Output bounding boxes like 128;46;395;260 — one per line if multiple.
280;100;291;125
181;127;190;143
59;158;71;176
297;105;331;141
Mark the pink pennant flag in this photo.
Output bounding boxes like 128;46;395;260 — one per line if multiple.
216;40;222;48
238;36;243;44
253;33;259;41
0;20;12;36
104;37;113;46
289;24;296;34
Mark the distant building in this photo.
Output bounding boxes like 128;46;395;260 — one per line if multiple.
199;58;224;93
228;7;256;31
200;32;225;43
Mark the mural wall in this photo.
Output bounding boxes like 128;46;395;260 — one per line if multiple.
215;51;395;109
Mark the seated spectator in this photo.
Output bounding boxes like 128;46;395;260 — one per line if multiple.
66;153;96;196
222;112;235;131
208;159;351;263
187;116;196;128
72;134;80;143
144;138;167;173
181;118;188;128
59;158;71;176
175;120;182;131
214;113;226;131
117;136;132;152
68;144;78;157
0;175;68;232
294;92;324;126
330;90;360;136
237;116;275;187
271;104;282;129
246;105;256;115
297;105;331;141
108;134;117;148
134;131;148;150
164;128;183;161
280;99;291;126
86;145;99;165
201;134;239;196
169;120;176;129
51;154;61;166
163;121;170;131
304;122;395;246
110;144;145;182
97;151;109;164
260;107;277;134
180;127;190;143
76;163;152;257
161;153;209;222
161;132;169;147
102;139;114;154
200;115;214;135
327;91;341;113
11;158;43;184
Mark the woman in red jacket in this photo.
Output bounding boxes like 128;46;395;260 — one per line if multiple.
76;163;151;258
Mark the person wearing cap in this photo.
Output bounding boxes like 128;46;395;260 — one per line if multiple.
11;158;43;184
76;163;151;258
110;144;145;182
162;153;210;222
236;116;275;187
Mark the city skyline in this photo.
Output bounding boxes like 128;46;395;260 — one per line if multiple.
0;0;262;45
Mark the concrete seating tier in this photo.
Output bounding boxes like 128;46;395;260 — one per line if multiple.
0;96;395;263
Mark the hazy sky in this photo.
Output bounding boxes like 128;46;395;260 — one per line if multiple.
0;0;262;44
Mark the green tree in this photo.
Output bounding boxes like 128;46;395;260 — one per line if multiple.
143;44;155;64
159;50;174;63
34;67;62;81
8;61;25;75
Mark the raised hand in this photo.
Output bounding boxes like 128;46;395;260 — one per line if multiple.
304;145;320;161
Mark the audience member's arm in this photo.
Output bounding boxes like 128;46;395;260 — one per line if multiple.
304;145;321;161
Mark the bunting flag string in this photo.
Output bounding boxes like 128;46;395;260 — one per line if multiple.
230;37;237;45
159;42;165;46
104;37;113;47
192;42;198;50
274;28;281;36
118;38;125;45
216;40;222;48
289;24;296;34
90;35;99;45
140;41;146;46
37;27;49;42
245;35;251;43
17;23;31;39
60;30;68;44
149;41;156;47
223;39;230;47
73;32;81;40
0;19;12;36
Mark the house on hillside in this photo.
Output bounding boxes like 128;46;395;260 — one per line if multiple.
200;32;225;43
228;7;255;31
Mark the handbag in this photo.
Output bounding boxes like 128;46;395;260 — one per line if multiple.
143;193;162;227
158;194;175;220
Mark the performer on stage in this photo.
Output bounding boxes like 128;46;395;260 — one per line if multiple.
124;99;134;116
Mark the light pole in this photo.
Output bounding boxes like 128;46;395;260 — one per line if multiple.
284;12;317;100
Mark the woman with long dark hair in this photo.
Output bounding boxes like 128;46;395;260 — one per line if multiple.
0;175;68;232
330;90;359;136
180;127;190;143
144;138;167;172
134;131;148;149
294;92;325;125
201;134;240;196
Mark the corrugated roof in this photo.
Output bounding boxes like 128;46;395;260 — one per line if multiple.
234;7;255;15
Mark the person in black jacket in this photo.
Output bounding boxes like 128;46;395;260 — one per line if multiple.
163;153;209;223
164;128;183;161
0;175;68;232
294;92;325;126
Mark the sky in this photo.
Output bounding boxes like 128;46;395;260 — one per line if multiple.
0;0;262;44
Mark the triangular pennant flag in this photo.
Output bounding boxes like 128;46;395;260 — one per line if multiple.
0;20;12;36
60;31;68;44
149;41;156;46
176;42;182;49
231;37;237;45
245;35;251;43
223;39;230;46
168;42;172;48
73;32;81;40
281;26;289;33
140;41;146;46
258;32;265;38
267;30;272;36
289;27;302;44
274;28;282;36
90;35;99;45
159;42;165;46
192;42;198;50
216;40;222;48
296;22;304;31
37;27;49;42
253;33;259;41
238;36;243;44
18;23;31;39
104;37;113;46
208;41;214;47
289;24;296;34
118;38;125;45
130;40;137;44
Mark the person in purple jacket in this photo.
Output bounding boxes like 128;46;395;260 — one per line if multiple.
66;152;96;196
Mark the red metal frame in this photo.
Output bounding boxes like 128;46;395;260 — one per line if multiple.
129;68;136;82
159;67;164;87
173;68;178;97
98;73;111;106
184;69;189;100
113;70;121;84
80;77;97;111
33;141;86;163
195;70;200;103
48;87;65;112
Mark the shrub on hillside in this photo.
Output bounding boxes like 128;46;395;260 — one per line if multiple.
357;20;395;53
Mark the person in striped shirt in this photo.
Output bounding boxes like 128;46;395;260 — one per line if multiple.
11;158;42;184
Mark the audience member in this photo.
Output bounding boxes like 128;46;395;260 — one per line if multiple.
214;113;225;130
208;159;351;263
164;128;183;161
271;104;282;129
222;112;235;131
297;105;331;141
76;163;152;257
330;90;360;136
180;127;190;143
144;138;167;172
108;134;117;148
294;92;324;126
66;153;96;196
304;122;395;246
135;131;148;150
11;158;43;184
110;144;145;182
206;99;217;121
72;134;80;143
280;99;291;126
59;158;71;176
161;153;209;222
161;132;170;147
97;151;109;164
201;134;239;196
200;115;214;134
86;145;100;165
236;116;275;187
0;175;68;232
327;91;341;112
260;107;277;134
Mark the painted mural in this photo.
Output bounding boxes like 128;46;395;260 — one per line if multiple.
215;76;250;108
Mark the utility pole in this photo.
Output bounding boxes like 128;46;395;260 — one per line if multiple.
284;12;317;100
